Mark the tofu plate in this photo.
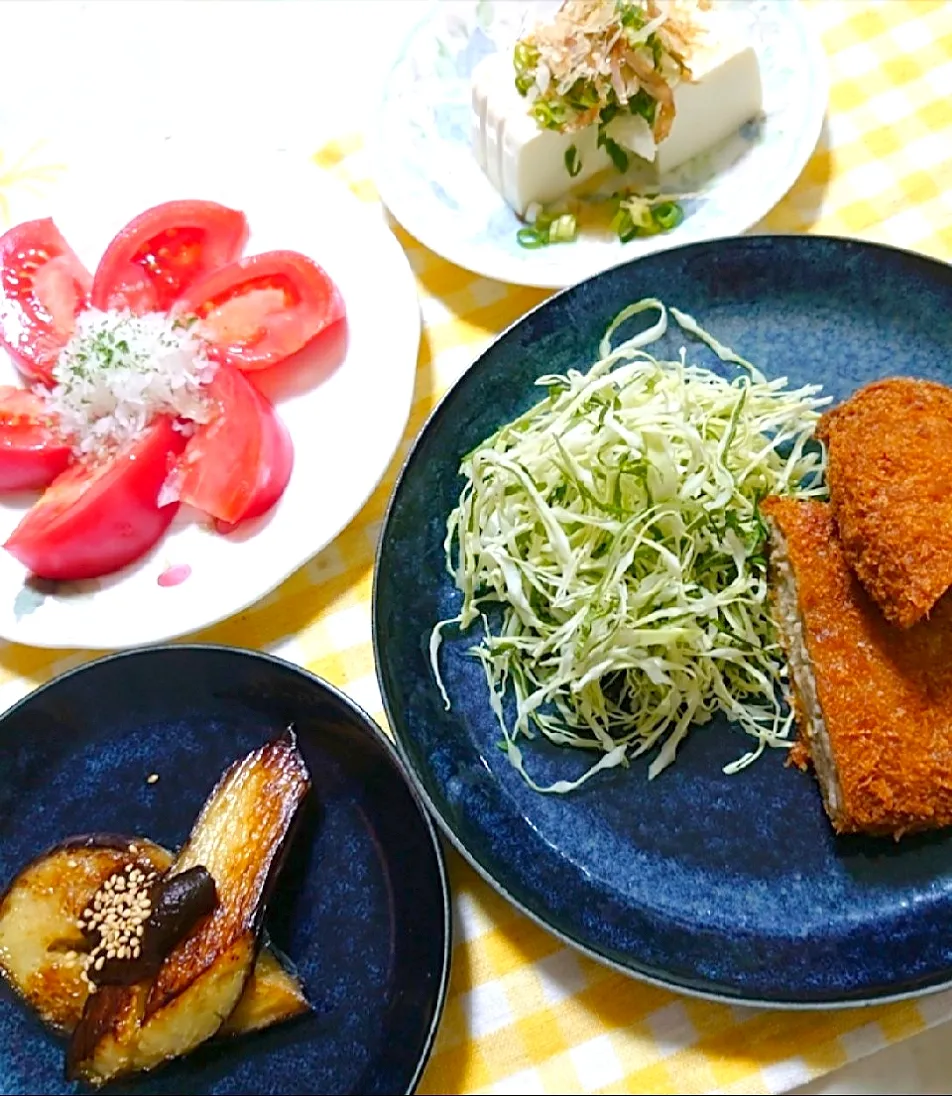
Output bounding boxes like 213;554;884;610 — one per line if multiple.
373;0;827;287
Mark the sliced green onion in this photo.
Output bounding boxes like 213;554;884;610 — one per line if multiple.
532;100;566;130
628;88;657;124
516;227;547;249
548;213;578;242
652;201;684;232
618;1;645;29
516;211;578;249
610;208;637;243
608;194;688;243
513;40;540;75
564;144;583;178
597;127;630;175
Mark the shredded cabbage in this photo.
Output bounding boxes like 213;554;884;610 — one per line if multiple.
431;298;829;792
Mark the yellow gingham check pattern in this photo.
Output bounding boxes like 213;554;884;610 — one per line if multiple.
1;1;951;1092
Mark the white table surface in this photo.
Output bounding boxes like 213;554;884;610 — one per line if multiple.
2;2;951;1092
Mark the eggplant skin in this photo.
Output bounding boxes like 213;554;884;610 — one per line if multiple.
0;834;309;1043
0;836;171;1033
66;939;257;1084
68;734;311;1086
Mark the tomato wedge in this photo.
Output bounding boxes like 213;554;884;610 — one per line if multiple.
169;363;293;526
91;200;249;315
5;416;186;580
0;386;72;490
173;250;345;372
0;219;92;385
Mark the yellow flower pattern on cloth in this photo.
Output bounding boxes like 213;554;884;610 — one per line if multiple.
0;142;65;227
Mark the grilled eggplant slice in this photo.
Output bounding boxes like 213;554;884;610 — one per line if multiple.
0;835;170;1032
67;734;310;1086
0;834;309;1036
219;945;308;1037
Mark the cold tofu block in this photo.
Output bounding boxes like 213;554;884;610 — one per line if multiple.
470;19;763;217
655;35;762;174
471;52;611;215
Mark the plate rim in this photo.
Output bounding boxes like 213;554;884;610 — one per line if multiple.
372;232;952;1009
0;162;422;651
371;0;830;289
0;642;452;1095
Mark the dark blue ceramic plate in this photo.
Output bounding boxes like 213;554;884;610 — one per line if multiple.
374;235;952;1007
0;646;450;1095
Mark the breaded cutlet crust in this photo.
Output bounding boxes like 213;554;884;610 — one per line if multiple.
762;496;952;837
816;377;952;629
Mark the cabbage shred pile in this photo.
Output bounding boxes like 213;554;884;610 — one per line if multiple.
431;299;828;792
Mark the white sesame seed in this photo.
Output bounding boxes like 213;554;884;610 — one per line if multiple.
146;773;159;784
94;957;104;970
105;947;116;959
136;925;144;937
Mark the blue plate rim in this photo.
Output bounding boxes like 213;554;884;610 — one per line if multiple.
0;642;453;1095
372;232;952;1010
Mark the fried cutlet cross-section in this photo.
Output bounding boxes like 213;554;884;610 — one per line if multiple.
762;495;952;838
816;377;952;629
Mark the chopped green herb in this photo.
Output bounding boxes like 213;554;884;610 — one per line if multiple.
652;200;684;232
516;209;579;250
610;193;686;242
510;0;702;162
531;99;567;131
516;227;547;249
564;144;583;178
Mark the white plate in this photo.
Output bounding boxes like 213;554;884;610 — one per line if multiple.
372;0;828;288
0;140;420;649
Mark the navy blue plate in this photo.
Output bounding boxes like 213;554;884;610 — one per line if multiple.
374;235;952;1006
0;645;450;1094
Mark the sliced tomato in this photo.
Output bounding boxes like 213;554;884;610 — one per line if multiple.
169;363;293;526
0;386;72;490
173;250;345;372
91;200;249;315
5;416;186;580
0;219;92;385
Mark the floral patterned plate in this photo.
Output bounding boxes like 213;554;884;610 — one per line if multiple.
0;139;420;649
372;0;828;288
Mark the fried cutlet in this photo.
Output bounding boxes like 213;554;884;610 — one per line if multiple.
761;495;952;838
816;377;952;629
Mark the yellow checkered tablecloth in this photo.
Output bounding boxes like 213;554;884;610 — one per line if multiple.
1;1;951;1093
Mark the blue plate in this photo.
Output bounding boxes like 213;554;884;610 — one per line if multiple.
0;646;450;1095
374;235;952;1006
